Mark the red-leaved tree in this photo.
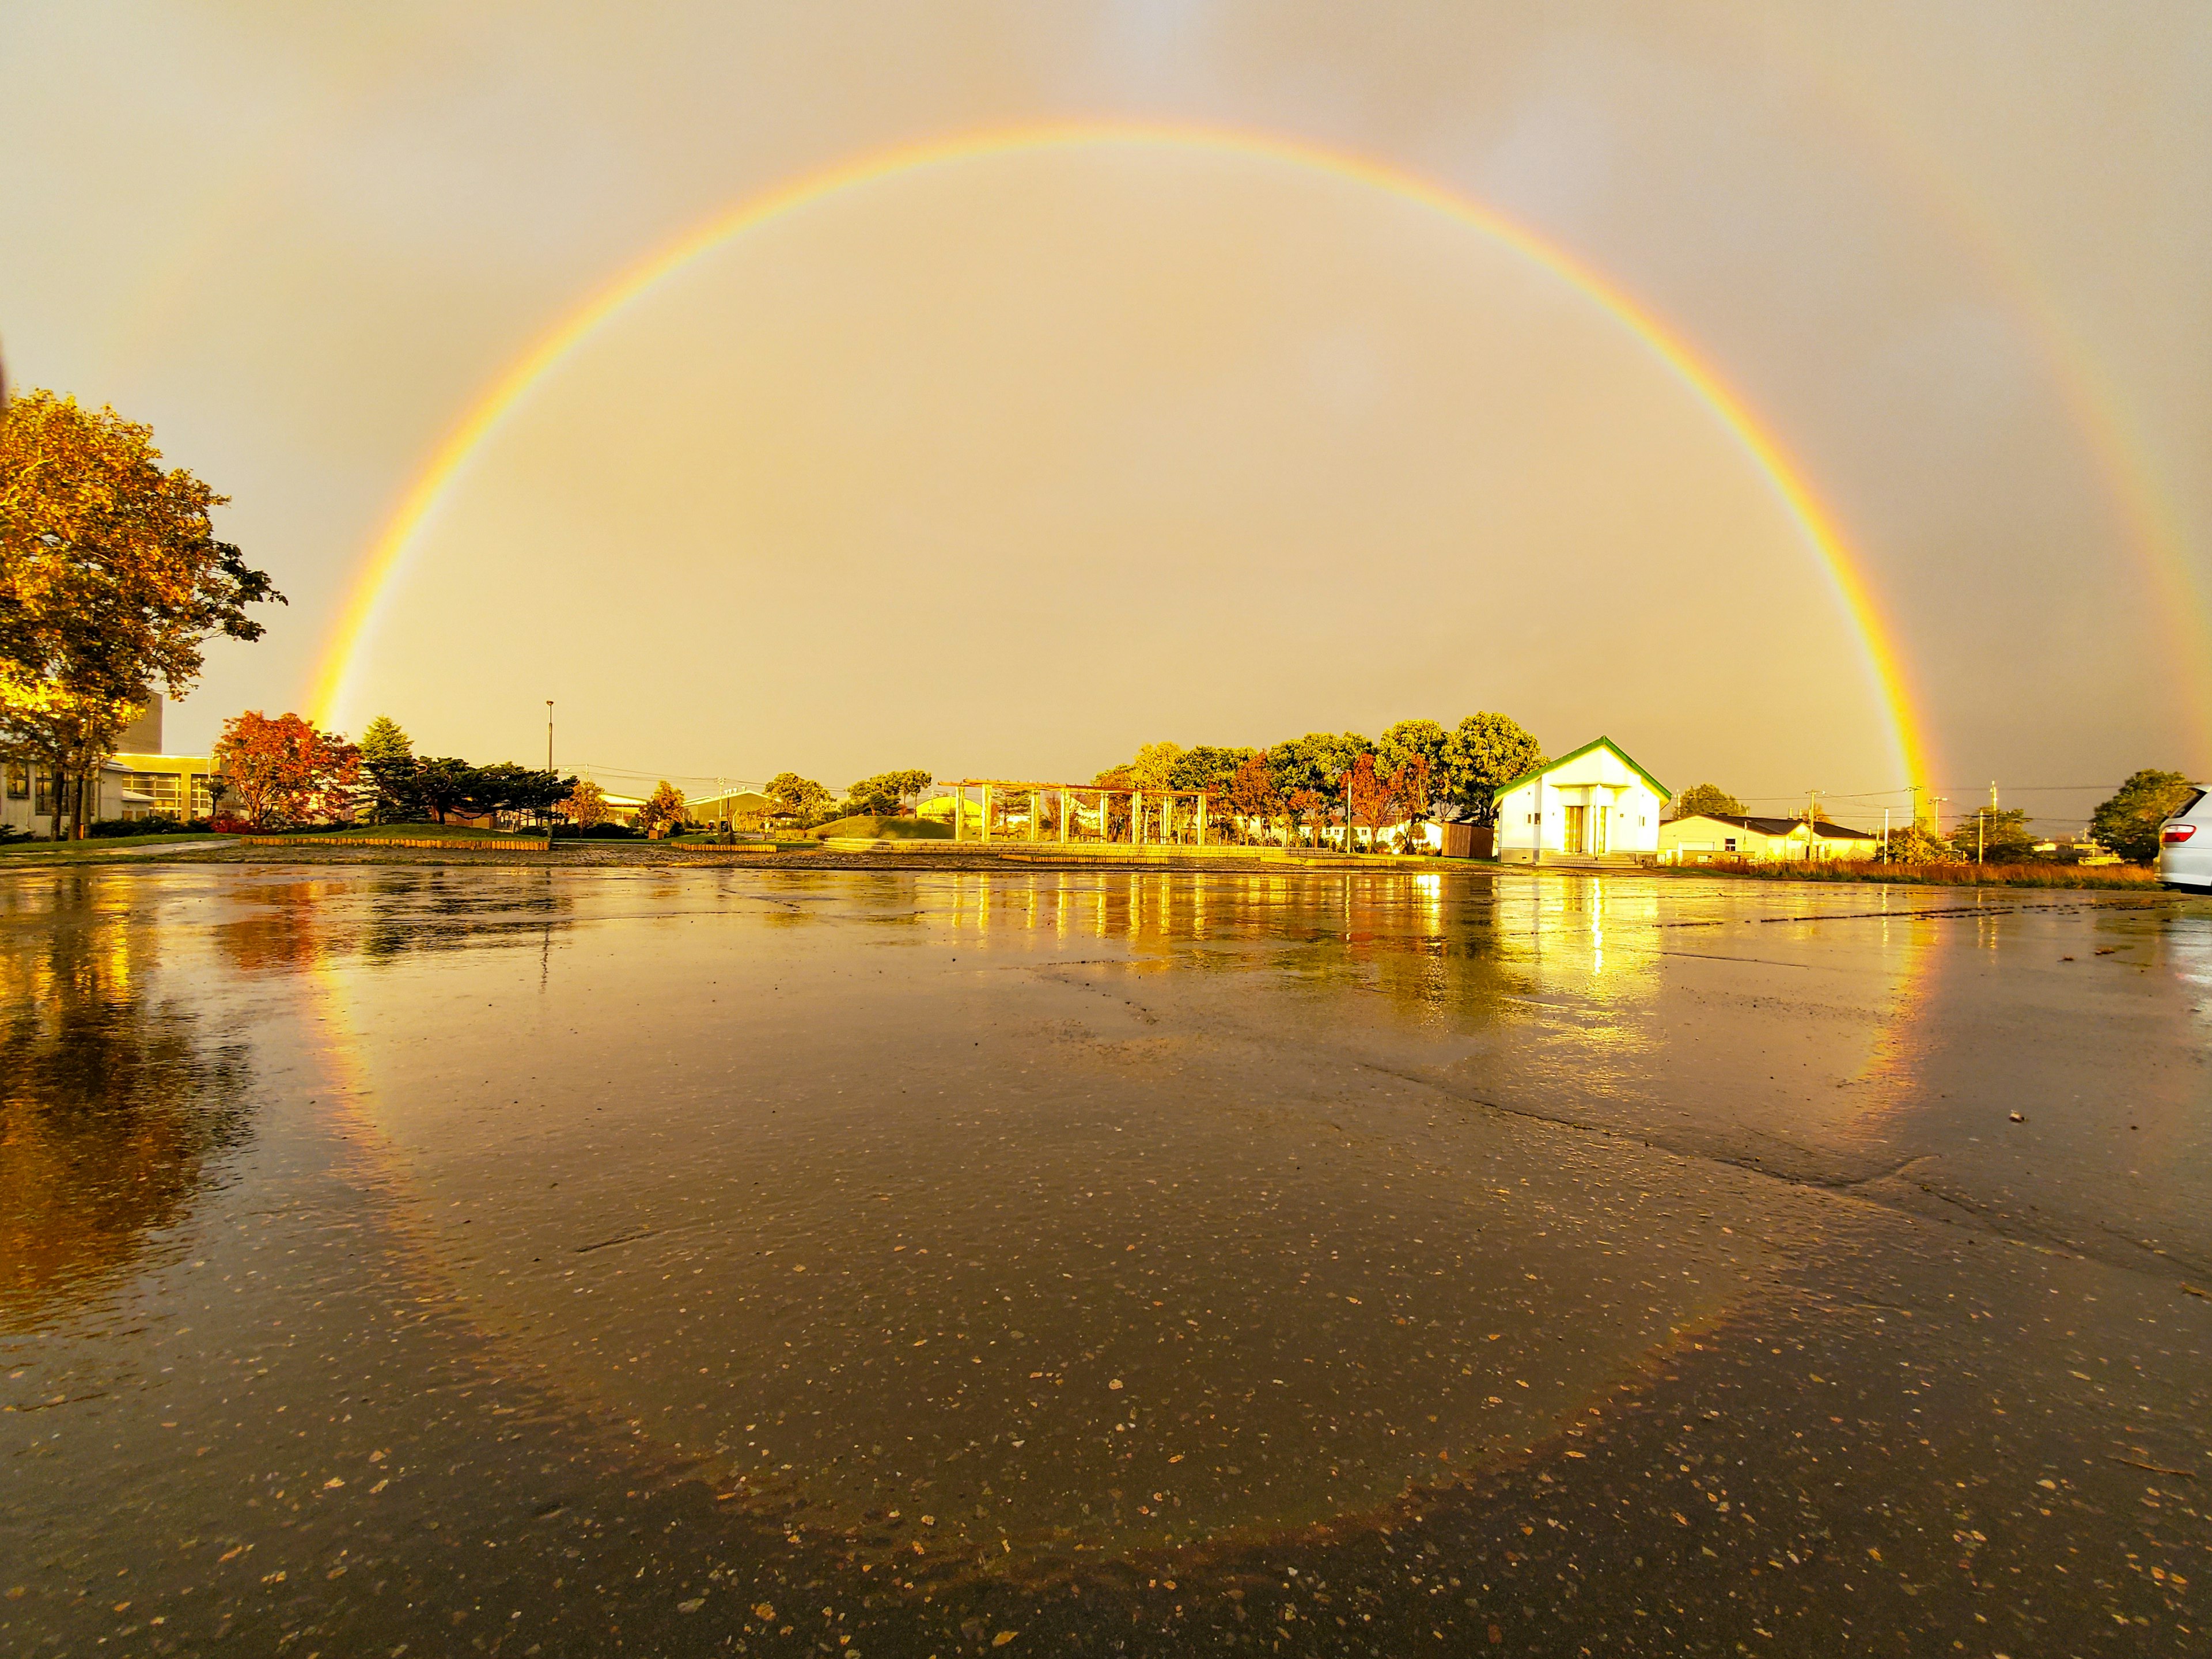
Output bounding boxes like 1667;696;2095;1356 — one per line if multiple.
1384;755;1432;845
1344;752;1395;853
213;711;359;829
1226;752;1281;846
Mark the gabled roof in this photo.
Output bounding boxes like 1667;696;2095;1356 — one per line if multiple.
1491;736;1671;802
1669;812;1878;840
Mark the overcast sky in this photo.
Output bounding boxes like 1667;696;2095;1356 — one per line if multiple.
5;2;2207;827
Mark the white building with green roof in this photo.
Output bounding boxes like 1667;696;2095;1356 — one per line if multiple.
1493;737;1669;865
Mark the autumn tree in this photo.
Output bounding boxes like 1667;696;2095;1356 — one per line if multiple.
1441;713;1543;824
561;778;610;829
1344;752;1396;852
1225;751;1281;845
1;392;281;836
1668;782;1744;821
637;780;687;837
213;711;359;830
1382;753;1433;843
2091;770;2199;864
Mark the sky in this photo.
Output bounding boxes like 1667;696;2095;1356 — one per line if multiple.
3;1;2208;830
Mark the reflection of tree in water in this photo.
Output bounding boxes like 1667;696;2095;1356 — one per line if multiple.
945;871;1535;1022
211;872;575;971
0;900;251;1330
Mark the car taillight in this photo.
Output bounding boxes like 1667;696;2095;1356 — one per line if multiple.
2164;824;2197;843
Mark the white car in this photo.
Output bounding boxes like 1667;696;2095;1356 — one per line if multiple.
2158;787;2212;890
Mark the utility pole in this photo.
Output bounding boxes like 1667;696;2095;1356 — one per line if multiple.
546;702;554;774
1881;805;1890;862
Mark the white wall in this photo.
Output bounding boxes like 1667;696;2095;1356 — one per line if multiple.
1494;743;1665;859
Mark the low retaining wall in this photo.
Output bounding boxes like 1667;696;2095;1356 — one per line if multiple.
240;836;552;851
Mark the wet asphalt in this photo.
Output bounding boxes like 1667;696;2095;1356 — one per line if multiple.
1;864;2206;1657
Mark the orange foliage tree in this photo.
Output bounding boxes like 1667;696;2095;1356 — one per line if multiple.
213;711;358;829
1226;751;1282;846
2;392;282;835
1344;752;1396;852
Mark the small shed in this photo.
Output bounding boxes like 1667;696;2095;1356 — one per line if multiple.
1492;738;1669;863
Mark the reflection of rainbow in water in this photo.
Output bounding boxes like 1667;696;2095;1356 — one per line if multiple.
272;867;1960;1577
309;121;1933;789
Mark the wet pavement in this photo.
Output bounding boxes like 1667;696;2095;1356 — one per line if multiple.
1;865;2207;1657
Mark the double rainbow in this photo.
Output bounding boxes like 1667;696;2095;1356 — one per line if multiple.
310;120;1932;789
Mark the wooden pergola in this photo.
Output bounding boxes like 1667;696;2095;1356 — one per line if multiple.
936;779;1213;846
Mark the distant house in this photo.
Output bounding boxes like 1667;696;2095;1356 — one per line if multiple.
1659;812;1881;864
1493;738;1669;864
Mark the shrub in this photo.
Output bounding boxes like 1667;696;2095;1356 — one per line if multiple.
1678;858;2158;891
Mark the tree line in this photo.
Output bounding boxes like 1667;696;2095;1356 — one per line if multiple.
761;769;934;828
1082;714;1544;848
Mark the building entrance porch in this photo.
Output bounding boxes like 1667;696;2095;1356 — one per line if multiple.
1562;803;1611;856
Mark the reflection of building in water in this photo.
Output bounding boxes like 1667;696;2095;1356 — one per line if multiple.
0;880;251;1327
939;869;1560;1024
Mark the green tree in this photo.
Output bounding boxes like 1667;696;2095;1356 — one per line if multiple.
2090;770;2199;864
1268;732;1370;812
356;714;419;823
1441;713;1543;825
1168;744;1253;795
1885;821;1959;865
1;391;282;837
1124;741;1185;788
1949;805;2036;863
1378;719;1450;799
846;767;933;816
410;757;476;824
467;762;573;825
766;771;832;822
1668;782;1744;821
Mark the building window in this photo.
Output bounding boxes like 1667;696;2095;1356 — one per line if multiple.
5;763;25;800
1724;837;1738;852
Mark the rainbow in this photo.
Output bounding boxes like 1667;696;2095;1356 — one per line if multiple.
310;119;1933;788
